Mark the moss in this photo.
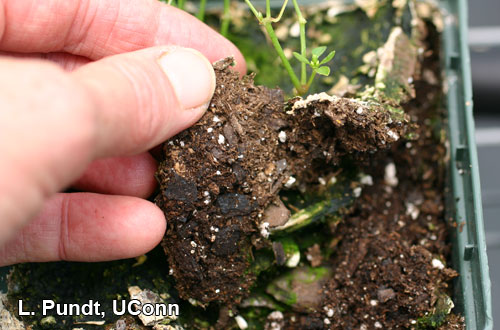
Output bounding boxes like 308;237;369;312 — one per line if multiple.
416;293;455;329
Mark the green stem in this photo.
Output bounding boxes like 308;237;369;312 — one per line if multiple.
272;0;289;23
265;0;271;18
292;0;307;86
263;22;303;93
177;0;185;10
244;0;305;94
306;70;317;90
197;0;207;21
243;0;261;18
220;0;231;37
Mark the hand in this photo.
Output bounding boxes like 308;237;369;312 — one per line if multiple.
0;0;246;266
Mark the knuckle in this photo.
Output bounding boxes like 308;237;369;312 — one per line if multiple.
16;59;97;161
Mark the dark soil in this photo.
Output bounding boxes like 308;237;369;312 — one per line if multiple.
272;28;465;330
155;59;409;306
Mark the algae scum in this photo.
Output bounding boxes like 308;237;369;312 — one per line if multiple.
3;1;464;329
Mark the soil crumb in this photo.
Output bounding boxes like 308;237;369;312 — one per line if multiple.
155;58;409;306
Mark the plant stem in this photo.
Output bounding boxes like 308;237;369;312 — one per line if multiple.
243;0;305;94
265;0;271;19
197;0;207;21
220;0;231;37
306;70;317;90
263;22;303;93
292;0;307;86
272;0;289;23
243;0;261;18
177;0;185;10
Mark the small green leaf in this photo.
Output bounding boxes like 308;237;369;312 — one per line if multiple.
311;46;327;57
315;66;331;76
293;52;310;65
320;50;336;65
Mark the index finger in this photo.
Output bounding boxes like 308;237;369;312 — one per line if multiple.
0;0;246;74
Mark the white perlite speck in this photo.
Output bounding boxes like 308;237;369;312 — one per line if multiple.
218;134;225;144
324;318;331;325
384;162;399;187
269;311;284;320
207;128;213;133
213;116;221;122
284;176;296;188
286;251;301;268
235;315;248;329
406;202;420;220
353;187;362;198
370;299;378;306
359;174;373;186
432;258;445;270
326;308;334;317
387;129;400;141
374;321;383;328
329;176;337;185
259;222;270;238
278;131;287;143
356;107;364;114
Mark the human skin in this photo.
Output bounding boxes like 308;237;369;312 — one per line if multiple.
0;0;246;266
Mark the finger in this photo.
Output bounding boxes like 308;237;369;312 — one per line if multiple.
73;46;217;157
73;153;158;198
0;51;90;71
0;46;214;245
0;193;166;266
0;0;246;74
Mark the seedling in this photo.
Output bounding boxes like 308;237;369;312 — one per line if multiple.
243;0;335;95
293;46;336;91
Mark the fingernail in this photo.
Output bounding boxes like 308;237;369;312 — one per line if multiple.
158;48;216;110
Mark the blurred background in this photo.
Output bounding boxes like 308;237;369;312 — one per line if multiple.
469;0;500;324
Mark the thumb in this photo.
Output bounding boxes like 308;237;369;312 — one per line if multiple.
73;46;216;158
0;47;215;245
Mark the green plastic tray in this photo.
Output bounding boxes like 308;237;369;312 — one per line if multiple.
442;0;493;328
0;0;492;329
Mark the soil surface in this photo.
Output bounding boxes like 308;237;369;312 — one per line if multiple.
270;27;465;330
155;59;409;306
